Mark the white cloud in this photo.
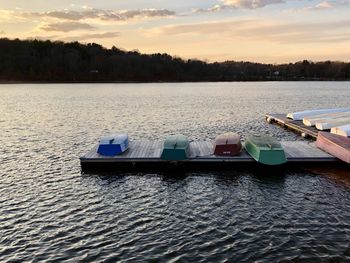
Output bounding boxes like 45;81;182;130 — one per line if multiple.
222;0;284;9
308;0;350;10
314;1;335;9
193;0;284;12
192;5;227;13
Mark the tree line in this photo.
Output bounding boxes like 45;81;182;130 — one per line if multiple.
1;38;350;82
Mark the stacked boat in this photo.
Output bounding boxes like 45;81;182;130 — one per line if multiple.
287;107;350;163
302;111;350;127
331;125;350;137
287;107;350;135
287;107;350;121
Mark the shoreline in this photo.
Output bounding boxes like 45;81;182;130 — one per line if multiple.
1;79;350;84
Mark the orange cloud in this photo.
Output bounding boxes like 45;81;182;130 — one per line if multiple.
1;8;176;22
40;21;95;32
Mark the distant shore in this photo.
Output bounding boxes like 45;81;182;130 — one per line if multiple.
1;38;350;82
1;79;350;84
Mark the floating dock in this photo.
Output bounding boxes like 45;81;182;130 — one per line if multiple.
80;140;338;171
265;113;319;139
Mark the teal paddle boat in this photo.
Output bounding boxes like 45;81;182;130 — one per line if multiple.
244;135;286;165
161;134;190;161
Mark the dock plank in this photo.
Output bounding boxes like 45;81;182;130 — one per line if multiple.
198;141;210;157
282;142;306;158
139;140;150;158
281;141;335;161
189;142;199;158
154;141;163;158
205;141;214;156
146;140;156;158
148;140;158;158
200;140;211;157
128;141;142;158
194;141;202;157
136;140;147;158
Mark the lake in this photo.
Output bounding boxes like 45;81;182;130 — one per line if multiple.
1;82;350;262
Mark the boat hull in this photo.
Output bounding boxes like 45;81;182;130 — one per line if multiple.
97;134;129;156
244;135;286;165
316;132;350;163
287;107;350;121
303;112;350;127
331;124;350;137
161;135;190;161
316;118;350;130
214;132;242;156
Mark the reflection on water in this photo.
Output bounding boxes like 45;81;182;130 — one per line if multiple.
0;82;350;262
306;166;350;187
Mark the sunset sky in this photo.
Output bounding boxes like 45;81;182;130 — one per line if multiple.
0;0;349;63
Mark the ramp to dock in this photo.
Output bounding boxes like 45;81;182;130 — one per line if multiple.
80;140;337;171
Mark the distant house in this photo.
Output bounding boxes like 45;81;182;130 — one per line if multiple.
90;69;99;74
273;71;280;76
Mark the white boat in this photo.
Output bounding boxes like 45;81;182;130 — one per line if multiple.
303;111;350;126
287;107;350;121
331;124;350;137
316;117;350;130
97;134;129;156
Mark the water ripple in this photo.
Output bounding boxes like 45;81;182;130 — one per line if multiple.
1;83;350;262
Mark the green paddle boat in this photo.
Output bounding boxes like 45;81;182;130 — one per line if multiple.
244;135;286;165
161;134;190;161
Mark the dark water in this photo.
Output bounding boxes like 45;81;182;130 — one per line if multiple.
1;82;350;262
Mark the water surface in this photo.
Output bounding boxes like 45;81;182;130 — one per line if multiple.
1;82;350;262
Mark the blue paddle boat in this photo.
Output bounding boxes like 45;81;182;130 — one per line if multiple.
97;134;129;156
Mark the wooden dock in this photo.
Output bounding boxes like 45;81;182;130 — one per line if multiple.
80;140;338;171
265;113;319;139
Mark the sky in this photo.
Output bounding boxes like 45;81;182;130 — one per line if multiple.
0;0;350;63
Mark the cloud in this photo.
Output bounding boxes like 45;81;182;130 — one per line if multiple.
152;19;257;35
61;31;120;41
149;19;350;44
37;10;87;20
0;10;20;22
21;8;175;22
194;0;284;12
40;21;95;32
223;0;284;9
0;7;176;36
313;1;335;9
192;5;227;13
304;0;350;10
0;30;5;34
0;7;176;30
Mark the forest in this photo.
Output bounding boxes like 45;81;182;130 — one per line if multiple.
1;38;350;82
